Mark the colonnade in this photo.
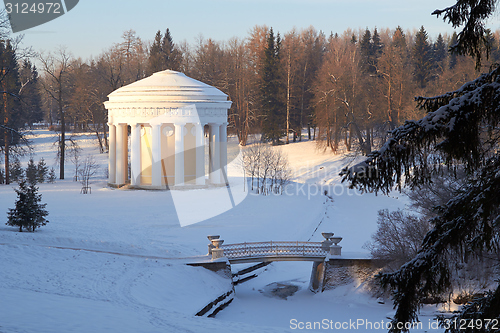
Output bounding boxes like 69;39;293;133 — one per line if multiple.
107;121;228;188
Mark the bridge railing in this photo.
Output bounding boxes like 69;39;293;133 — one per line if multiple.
220;241;327;259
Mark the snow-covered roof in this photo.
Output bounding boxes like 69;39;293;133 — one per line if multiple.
106;70;229;104
104;70;231;124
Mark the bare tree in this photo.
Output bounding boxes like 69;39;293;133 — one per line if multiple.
225;37;255;146
242;142;262;191
78;155;99;194
242;143;291;195
365;209;430;270
375;27;415;133
191;37;227;90
119;29;147;85
404;169;467;220
314;32;366;153
269;148;291;194
70;60;108;152
298;27;325;141
69;141;82;181
39;48;73;179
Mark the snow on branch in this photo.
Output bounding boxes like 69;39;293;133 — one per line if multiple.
0;124;32;149
431;0;496;67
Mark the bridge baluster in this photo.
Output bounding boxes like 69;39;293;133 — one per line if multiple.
214;238;339;262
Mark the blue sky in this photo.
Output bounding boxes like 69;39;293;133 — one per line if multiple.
7;0;499;60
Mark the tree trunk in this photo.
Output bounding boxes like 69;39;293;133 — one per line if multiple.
95;129;103;153
3;68;9;185
59;82;65;180
347;124;352;152
286;51;291;144
333;112;339;153
366;126;372;155
103;121;108;152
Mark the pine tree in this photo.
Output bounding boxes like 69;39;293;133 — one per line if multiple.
19;59;43;127
433;33;447;67
9;157;23;182
371;28;383;65
448;32;459;70
147;29;181;75
490;31;500;64
47;167;56;183
161;28;181;71
359;28;373;73
25;157;37;184
36;158;48;183
359;28;383;74
392;26;406;50
148;30;163;74
412;26;432;88
350;34;357;44
260;28;285;145
6;179;49;232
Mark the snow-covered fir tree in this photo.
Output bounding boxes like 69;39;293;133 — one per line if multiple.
6;179;49;232
25;157;38;184
341;1;500;332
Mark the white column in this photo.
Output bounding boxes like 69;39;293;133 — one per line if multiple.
151;124;162;187
115;123;128;185
220;123;228;185
130;123;141;186
195;123;205;186
175;123;185;186
209;123;221;184
108;123;116;184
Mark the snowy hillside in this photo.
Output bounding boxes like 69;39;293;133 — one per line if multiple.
0;130;444;333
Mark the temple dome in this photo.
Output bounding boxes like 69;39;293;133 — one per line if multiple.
106;70;229;104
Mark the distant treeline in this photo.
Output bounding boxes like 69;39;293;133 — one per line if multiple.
3;25;500;156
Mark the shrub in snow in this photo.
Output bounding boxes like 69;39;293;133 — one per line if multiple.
6;179;49;232
364;209;430;270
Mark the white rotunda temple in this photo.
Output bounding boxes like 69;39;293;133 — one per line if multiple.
104;70;232;189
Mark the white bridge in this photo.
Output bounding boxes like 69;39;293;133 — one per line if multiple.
194;234;346;296
218;241;331;264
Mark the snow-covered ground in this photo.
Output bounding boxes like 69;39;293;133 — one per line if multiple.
0;130;447;332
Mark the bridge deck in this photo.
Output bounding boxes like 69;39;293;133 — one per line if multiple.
228;255;327;264
220;241;329;264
